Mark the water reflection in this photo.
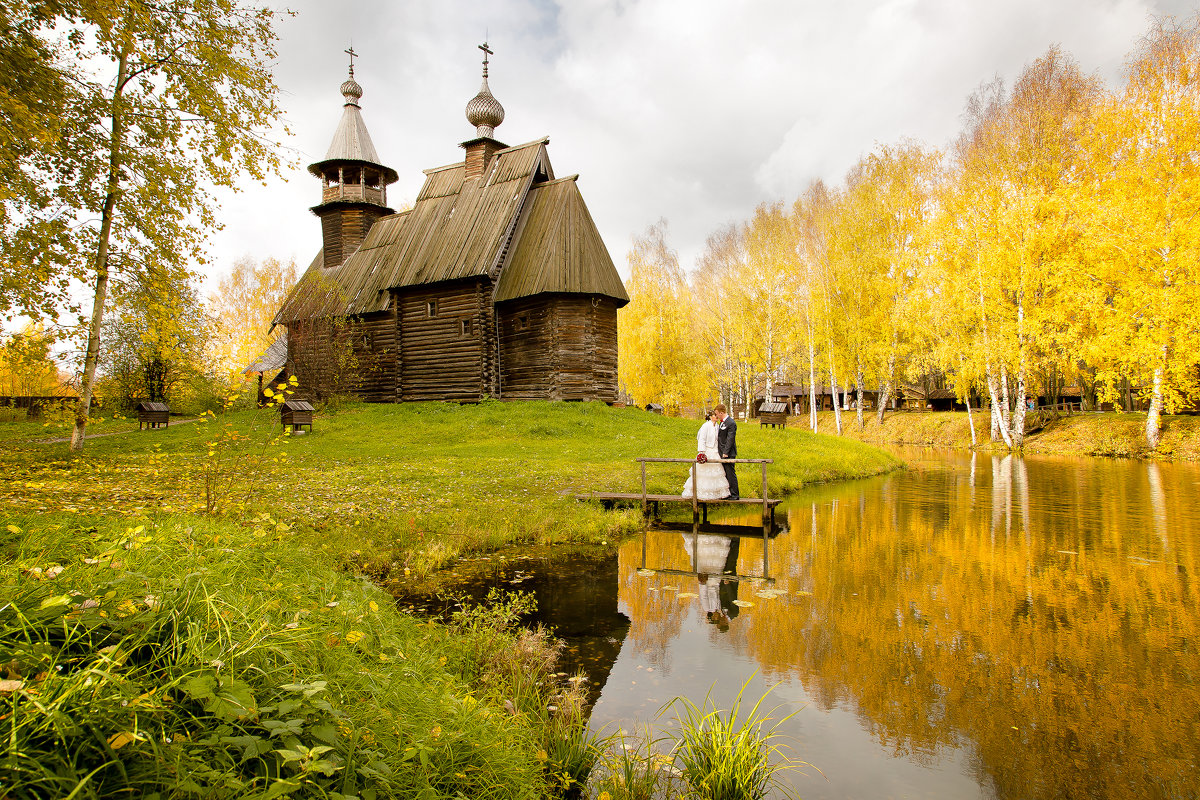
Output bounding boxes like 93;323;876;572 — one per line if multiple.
589;449;1200;800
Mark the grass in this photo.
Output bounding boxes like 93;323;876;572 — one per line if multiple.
0;400;898;797
0;400;899;583
588;679;801;800
666;681;798;800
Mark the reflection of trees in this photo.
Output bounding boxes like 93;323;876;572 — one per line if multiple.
621;453;1200;799
617;537;689;670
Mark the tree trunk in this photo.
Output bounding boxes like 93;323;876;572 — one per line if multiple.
807;338;818;432
965;387;977;448
71;42;131;453
986;365;1014;449
854;363;864;429
1146;353;1166;450
958;354;977;448
877;351;895;425
1011;301;1028;449
829;358;842;435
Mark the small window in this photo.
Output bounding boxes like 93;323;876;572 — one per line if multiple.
516;315;529;331
427;300;438;318
460;319;472;337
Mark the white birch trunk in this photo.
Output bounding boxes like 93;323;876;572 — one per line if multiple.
854;363;864;429
986;365;1014;449
829;359;843;435
965;389;977;448
71;43;131;452
877;349;895;425
1009;293;1028;449
1146;356;1165;451
808;336;818;432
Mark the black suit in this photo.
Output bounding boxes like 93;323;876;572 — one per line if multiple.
717;415;739;499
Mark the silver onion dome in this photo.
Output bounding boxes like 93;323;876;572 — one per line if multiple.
466;76;505;138
340;76;363;107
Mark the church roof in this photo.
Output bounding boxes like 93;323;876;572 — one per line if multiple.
307;71;398;184
495;176;628;304
276;137;627;323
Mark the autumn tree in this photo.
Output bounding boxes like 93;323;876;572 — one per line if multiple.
948;50;1101;448
693;225;748;409
0;0;89;322
1071;14;1200;449
0;1;287;451
99;273;212;408
617;221;701;412
208;255;298;374
0;323;66;398
741;202;799;401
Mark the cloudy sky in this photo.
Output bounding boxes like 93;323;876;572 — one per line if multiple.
206;0;1196;290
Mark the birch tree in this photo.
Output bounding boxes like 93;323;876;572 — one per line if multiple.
693;225;747;409
951;50;1100;448
742;202;799;401
208;255;298;373
0;1;287;451
617;220;699;411
1072;15;1200;449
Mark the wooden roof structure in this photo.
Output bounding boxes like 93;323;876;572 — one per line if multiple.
276;138;626;325
242;334;288;375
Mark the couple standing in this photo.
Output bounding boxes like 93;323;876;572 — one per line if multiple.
682;404;739;501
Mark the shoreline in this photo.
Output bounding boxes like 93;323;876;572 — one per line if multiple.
790;410;1200;460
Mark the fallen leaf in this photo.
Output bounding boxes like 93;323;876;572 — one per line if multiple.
732;600;755;608
108;731;137;750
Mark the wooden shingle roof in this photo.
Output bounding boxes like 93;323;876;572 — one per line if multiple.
495;176;628;305
276;137;626;323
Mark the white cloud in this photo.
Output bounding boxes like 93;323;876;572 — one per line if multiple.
202;0;1196;290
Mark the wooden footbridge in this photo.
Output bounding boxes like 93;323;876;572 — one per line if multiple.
576;457;783;527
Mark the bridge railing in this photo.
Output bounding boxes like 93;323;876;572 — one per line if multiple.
634;457;775;519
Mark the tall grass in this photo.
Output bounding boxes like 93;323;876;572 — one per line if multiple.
588;679;803;800
0;515;575;798
666;679;800;800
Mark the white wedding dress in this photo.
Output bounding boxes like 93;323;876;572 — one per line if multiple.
682;420;730;500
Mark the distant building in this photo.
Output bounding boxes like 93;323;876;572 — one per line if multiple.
274;46;628;402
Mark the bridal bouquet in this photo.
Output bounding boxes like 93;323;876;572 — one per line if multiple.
696;453;708;463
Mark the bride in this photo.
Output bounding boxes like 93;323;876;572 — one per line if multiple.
682;413;730;500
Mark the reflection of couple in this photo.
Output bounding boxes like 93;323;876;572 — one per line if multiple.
681;404;740;501
682;532;741;630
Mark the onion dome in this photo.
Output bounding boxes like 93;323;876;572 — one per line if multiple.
307;62;397;185
466;42;505;138
340;76;363;107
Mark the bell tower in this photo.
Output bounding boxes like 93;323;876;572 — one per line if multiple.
309;48;398;268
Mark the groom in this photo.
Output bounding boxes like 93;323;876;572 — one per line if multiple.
714;404;739;500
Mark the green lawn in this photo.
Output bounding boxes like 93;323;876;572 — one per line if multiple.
0;401;898;798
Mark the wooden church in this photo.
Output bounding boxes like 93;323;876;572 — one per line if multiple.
274;47;628;403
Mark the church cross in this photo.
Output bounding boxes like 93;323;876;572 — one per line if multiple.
345;45;358;77
479;41;493;77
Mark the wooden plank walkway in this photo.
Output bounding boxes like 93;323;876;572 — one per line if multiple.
574;492;782;507
575;457;780;526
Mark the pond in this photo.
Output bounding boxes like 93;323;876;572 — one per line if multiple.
413;448;1200;799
